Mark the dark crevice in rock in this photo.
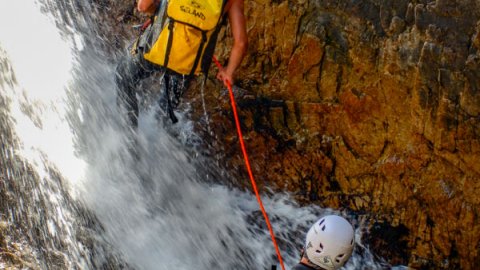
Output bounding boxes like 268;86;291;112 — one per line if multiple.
335;66;343;96
316;47;327;97
365;222;410;266
340;136;362;160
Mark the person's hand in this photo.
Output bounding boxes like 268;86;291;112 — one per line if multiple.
137;0;160;15
216;67;234;88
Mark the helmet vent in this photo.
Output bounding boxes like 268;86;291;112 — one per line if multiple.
335;254;345;263
319;219;325;226
316;243;324;253
351;238;354;245
321;225;326;231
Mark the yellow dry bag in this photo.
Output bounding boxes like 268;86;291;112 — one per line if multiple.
144;0;227;76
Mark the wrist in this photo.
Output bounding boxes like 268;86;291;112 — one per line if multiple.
225;66;235;78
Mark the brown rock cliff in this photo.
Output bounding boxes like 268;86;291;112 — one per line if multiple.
200;0;480;268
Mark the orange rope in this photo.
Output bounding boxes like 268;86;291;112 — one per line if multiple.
213;56;286;270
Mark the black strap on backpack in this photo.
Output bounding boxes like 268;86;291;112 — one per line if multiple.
163;19;175;68
189;31;208;77
201;0;229;76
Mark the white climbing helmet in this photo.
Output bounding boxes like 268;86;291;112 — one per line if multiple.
304;215;355;270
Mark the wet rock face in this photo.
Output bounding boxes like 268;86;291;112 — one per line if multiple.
202;0;480;269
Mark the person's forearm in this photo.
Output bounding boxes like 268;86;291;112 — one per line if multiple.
225;0;248;79
215;0;247;86
225;40;247;76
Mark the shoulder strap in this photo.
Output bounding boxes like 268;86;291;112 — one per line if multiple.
200;0;229;75
163;19;175;68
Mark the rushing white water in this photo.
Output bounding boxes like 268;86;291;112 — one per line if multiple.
0;1;390;269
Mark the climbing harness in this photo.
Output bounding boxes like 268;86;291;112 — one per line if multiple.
213;56;286;270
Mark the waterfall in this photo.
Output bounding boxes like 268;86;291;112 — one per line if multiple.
0;1;389;269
